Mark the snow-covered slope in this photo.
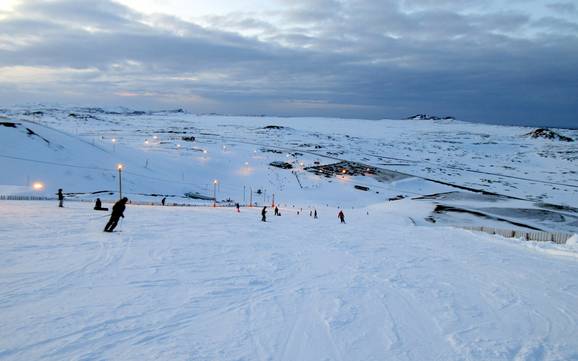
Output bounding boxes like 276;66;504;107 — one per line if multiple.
0;201;577;360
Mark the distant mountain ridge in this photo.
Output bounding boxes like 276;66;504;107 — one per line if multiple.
406;114;456;121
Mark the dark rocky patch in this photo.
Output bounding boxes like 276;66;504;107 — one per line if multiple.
68;113;98;120
406;114;455;121
26;128;50;144
525;128;573;142
261;148;283;154
270;161;293;169
184;192;213;200
0;122;18;128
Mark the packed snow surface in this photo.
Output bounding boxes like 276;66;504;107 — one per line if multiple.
1;201;577;360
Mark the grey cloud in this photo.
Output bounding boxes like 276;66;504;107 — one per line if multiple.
547;2;577;13
534;16;578;32
0;0;577;127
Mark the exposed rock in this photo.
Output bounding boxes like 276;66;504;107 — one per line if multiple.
269;161;293;169
0;122;18;128
406;114;455;121
524;128;574;142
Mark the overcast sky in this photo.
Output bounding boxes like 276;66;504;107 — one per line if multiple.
0;0;577;127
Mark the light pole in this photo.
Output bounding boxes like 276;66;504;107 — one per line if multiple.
117;164;123;199
213;179;218;207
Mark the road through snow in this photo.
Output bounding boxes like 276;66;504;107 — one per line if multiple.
0;201;577;360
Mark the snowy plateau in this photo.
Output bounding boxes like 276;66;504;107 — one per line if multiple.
0;106;577;361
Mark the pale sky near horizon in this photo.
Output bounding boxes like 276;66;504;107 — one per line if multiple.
0;0;577;127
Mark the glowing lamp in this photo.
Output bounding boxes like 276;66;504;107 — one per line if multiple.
32;182;44;191
117;163;124;171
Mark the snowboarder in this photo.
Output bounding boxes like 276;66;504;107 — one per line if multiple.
94;198;108;211
104;197;128;232
314;209;318;219
236;203;240;212
261;206;267;222
274;206;279;216
338;210;345;224
57;188;64;208
161;197;166;206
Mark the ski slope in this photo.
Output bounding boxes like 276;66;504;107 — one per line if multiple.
1;201;577;360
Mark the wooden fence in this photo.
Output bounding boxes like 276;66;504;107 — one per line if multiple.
460;226;573;245
0;195;54;201
0;195;231;208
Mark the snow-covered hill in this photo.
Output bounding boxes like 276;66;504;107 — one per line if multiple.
1;106;577;232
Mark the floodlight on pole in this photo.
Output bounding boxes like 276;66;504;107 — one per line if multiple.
117;163;124;199
213;179;218;207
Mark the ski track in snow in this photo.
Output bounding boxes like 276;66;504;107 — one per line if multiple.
1;201;578;360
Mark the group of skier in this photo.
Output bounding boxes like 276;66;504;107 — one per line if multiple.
57;188;347;232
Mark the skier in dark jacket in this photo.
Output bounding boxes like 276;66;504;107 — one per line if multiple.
274;206;279;216
261;206;267;222
161;197;166;206
57;189;64;208
104;197;128;232
338;210;345;224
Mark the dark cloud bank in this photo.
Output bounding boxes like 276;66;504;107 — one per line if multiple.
0;0;577;127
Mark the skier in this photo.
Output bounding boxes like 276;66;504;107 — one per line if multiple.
104;197;128;232
338;210;345;224
161;197;166;206
314;209;318;219
236;203;240;212
274;206;279;216
261;206;267;222
57;188;64;208
309;210;312;217
94;198;108;211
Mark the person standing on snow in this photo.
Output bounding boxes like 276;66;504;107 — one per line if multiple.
314;209;318;219
338;210;345;224
236;203;240;212
161;197;166;206
261;206;267;222
104;197;128;232
57;188;64;208
274;206;279;216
